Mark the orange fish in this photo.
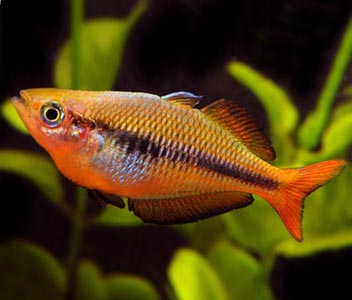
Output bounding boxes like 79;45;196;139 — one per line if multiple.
12;88;345;241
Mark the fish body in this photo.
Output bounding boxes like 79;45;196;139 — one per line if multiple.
12;88;345;241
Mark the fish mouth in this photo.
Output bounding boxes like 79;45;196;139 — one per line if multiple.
11;96;24;105
11;90;33;124
12;90;30;109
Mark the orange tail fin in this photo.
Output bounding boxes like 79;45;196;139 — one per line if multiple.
267;160;346;241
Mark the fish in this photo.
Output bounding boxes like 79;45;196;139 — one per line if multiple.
12;88;346;241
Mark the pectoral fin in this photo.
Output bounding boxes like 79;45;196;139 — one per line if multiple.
128;191;253;224
88;189;125;208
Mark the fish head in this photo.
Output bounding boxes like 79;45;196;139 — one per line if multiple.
12;88;94;154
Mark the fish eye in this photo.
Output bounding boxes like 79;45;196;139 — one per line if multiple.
40;101;65;127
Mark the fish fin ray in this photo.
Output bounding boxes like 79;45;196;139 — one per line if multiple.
201;99;275;161
128;191;253;224
88;189;125;208
162;91;202;108
266;160;345;241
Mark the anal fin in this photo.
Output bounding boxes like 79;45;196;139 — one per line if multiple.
88;189;125;208
128;191;254;224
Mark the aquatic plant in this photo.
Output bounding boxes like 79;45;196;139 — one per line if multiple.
1;0;351;299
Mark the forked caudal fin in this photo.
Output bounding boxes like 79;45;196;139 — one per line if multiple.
267;160;346;241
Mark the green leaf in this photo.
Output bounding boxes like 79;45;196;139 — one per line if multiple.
319;110;352;159
227;61;298;162
221;197;289;254
274;231;352;258
168;248;227;300
54;0;148;90
298;17;352;150
0;239;67;300
0;149;63;206
1;99;29;134
331;101;352;121
76;261;107;300
311;100;352;161
343;85;352;99
76;261;159;300
177;217;225;252
208;241;272;300
94;204;143;227
294;101;352;163
227;62;298;135
105;274;159;300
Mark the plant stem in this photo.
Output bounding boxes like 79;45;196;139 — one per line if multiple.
66;1;85;298
298;17;352;150
70;0;83;89
316;17;352;122
66;187;87;296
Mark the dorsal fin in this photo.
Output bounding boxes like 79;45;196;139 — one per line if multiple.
201;99;275;161
162;91;202;108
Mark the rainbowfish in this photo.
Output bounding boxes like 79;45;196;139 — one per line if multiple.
12;88;345;241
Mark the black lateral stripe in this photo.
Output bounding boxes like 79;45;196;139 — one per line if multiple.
111;130;161;159
179;152;187;162
138;138;149;154
105;125;277;189
197;154;278;190
126;134;139;154
117;132;129;146
138;133;150;154
149;139;160;158
110;130;195;165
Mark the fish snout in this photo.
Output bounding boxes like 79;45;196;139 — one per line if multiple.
11;96;24;105
12;90;29;106
11;90;33;118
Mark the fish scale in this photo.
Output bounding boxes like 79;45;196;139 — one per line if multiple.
87;95;276;199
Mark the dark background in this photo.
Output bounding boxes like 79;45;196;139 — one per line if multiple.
1;0;352;299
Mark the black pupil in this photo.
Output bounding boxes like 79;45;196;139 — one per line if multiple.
46;108;59;121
